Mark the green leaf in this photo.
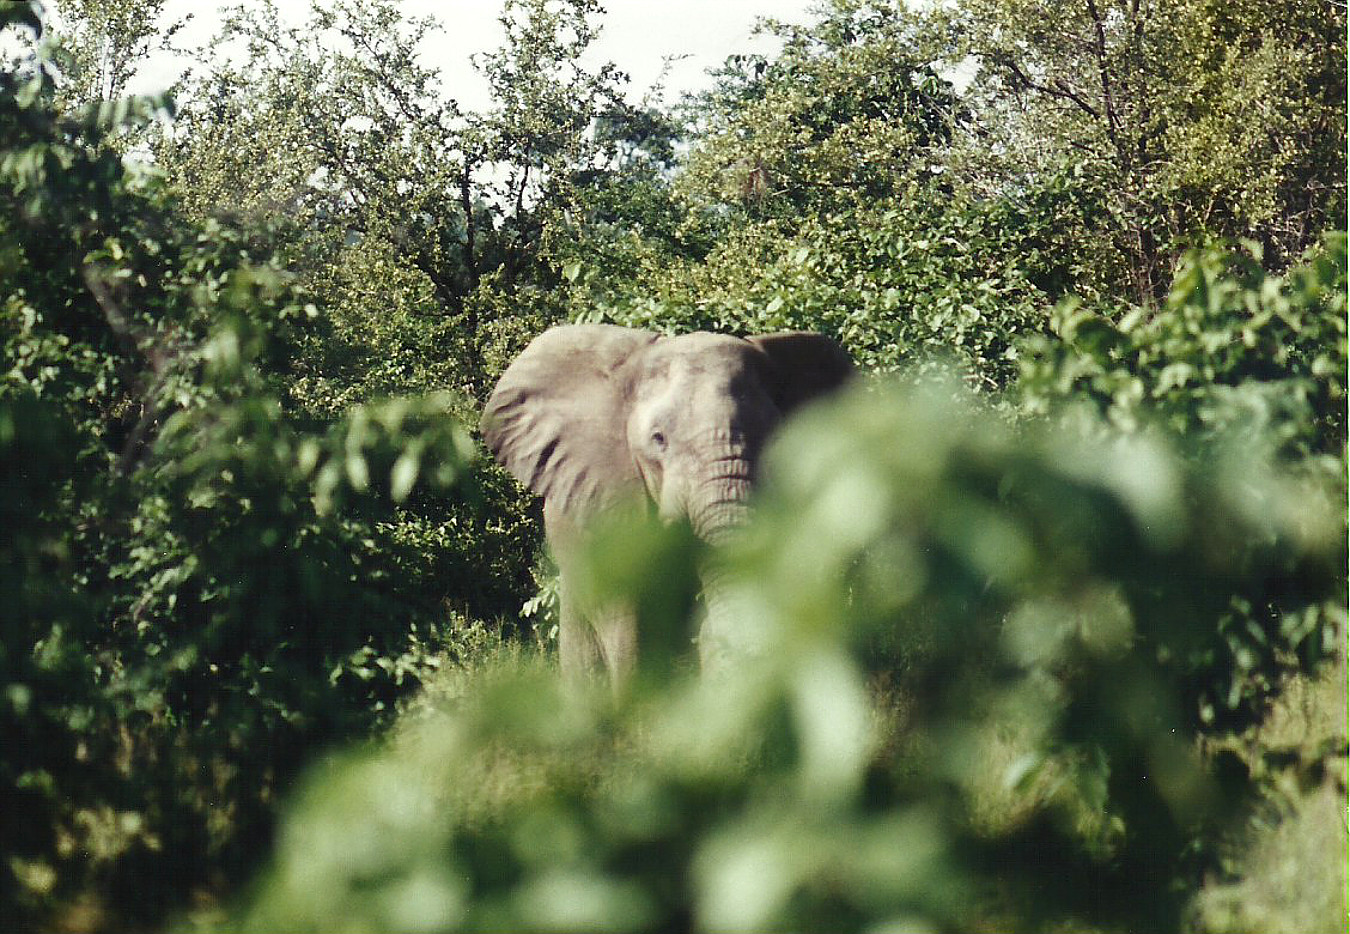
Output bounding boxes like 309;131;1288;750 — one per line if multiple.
390;444;422;502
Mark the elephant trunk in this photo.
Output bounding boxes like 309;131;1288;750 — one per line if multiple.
687;432;766;672
694;497;751;545
694;527;759;672
688;438;757;545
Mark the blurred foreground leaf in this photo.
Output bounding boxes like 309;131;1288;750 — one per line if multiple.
234;374;1342;932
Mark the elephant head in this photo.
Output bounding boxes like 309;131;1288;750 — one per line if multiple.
481;323;853;687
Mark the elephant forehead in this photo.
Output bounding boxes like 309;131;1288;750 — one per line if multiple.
645;332;757;378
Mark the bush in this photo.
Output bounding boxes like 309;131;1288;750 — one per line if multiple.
590;191;1049;390
0;14;487;927
235;372;1343;933
1019;234;1347;727
1021;234;1346;461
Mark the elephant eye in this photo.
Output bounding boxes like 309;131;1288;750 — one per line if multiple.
650;430;667;450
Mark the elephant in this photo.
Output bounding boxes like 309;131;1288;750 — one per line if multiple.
481;323;853;689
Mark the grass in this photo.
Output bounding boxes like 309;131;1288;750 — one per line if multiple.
1188;655;1348;934
215;616;1348;932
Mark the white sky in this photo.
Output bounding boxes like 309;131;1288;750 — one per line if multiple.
131;0;821;109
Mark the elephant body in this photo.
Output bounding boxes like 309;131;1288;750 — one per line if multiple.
481;323;852;688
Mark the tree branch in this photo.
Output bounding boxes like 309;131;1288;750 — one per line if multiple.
993;52;1101;121
1084;0;1123;151
82;263;187;473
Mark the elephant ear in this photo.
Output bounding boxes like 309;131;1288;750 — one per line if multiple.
748;331;855;416
481;323;659;514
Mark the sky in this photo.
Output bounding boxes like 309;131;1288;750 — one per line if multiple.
130;0;821;109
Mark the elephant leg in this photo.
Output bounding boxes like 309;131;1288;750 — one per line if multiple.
592;608;637;693
557;575;604;682
548;503;598;683
696;564;764;675
557;585;636;693
546;502;634;691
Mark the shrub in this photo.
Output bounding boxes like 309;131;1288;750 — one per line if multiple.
0;12;484;926
1019;234;1347;726
236;372;1343;933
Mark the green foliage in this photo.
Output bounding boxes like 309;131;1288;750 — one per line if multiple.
0;391;110;922
146;0;634;656
237;374;1343;933
681;1;958;217
1017;237;1347;729
594;190;1046;386
562;1;1061;390
951;0;1347;301
0;10;486;927
1021;235;1347;472
46;0;184;109
157;0;638;403
4;0;1346;928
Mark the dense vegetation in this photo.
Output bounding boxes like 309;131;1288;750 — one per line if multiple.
1;0;1344;931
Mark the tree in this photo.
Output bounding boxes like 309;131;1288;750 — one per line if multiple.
950;0;1347;303
147;0;662;641
48;0;182;106
1;5;476;925
570;0;1047;390
155;0;638;405
679;0;961;219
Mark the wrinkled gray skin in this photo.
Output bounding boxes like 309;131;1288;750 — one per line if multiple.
481;323;853;690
